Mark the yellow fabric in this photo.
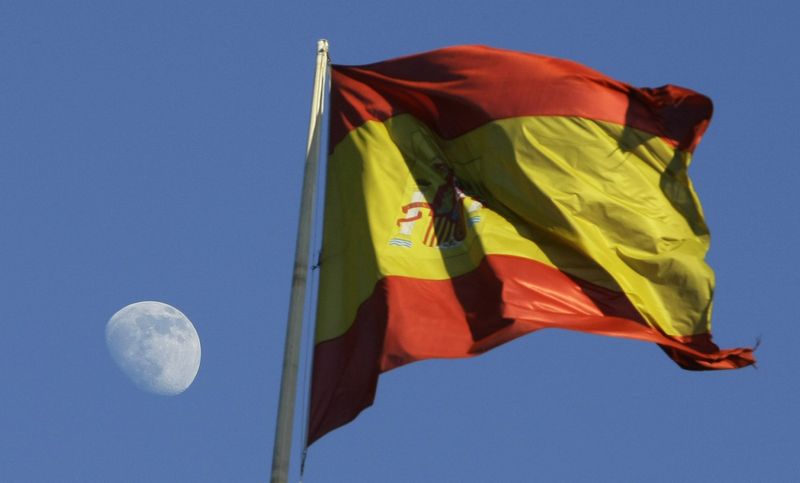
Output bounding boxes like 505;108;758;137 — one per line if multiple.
315;114;713;343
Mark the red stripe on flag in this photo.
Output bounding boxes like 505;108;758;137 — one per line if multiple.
329;45;712;152
308;254;753;444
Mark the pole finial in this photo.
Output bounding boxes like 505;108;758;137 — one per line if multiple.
317;39;329;53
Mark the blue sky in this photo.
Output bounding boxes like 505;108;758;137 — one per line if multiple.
2;1;798;482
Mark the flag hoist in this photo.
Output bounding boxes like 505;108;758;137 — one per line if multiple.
272;42;756;480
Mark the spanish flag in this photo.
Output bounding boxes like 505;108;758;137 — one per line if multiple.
308;45;755;445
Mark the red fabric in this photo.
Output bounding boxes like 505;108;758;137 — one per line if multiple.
329;45;712;152
307;255;754;444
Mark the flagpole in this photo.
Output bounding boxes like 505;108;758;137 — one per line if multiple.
270;39;329;483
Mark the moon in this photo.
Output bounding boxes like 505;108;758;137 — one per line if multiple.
106;301;201;395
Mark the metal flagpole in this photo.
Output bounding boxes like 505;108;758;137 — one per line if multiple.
270;39;329;483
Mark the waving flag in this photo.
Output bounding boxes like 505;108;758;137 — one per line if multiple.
308;45;755;445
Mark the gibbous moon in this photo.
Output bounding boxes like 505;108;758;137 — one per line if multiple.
106;301;201;395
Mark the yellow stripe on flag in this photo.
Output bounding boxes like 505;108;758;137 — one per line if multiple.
316;113;713;344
